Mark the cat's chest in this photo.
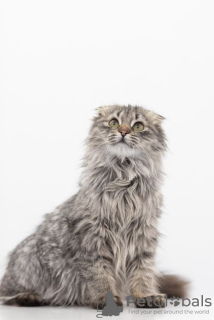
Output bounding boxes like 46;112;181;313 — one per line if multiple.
101;178;143;215
104;217;144;269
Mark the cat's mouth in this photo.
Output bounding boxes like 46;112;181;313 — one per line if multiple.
108;134;129;147
120;137;126;144
108;134;131;147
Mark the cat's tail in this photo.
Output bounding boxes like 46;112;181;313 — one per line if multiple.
158;274;189;298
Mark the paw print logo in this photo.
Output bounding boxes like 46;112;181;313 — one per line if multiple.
169;296;180;307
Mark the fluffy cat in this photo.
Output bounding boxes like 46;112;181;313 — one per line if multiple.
0;105;187;307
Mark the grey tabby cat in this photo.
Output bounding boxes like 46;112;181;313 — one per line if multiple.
0;105;187;308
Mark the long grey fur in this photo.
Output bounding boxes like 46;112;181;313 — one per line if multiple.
0;105;186;307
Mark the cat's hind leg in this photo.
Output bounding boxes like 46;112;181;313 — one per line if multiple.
0;293;47;307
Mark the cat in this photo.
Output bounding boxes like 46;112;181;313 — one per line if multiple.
0;105;187;308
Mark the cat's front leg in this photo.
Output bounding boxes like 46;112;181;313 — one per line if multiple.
127;250;166;308
87;256;123;309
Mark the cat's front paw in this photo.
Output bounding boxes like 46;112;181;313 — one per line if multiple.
91;295;107;310
91;294;123;310
134;294;166;308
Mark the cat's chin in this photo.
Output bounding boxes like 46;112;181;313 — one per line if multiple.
108;142;140;159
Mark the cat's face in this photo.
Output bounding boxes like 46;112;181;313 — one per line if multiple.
90;105;166;160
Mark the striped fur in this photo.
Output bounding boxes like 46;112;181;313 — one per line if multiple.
0;105;170;306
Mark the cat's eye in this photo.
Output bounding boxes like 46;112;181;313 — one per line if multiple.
109;119;119;129
133;122;144;132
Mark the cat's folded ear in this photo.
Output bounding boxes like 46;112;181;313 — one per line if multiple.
95;106;112;117
143;109;165;125
95;106;105;116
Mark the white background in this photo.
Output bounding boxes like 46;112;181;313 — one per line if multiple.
1;0;214;319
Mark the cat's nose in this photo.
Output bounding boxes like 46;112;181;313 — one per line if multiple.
118;124;131;136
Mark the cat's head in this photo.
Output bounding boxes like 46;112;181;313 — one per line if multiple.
88;105;166;161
